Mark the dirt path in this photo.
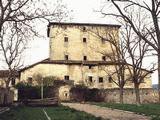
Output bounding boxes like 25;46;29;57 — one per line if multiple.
62;103;150;120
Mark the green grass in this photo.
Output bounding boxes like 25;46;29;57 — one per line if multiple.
0;105;102;120
92;102;160;120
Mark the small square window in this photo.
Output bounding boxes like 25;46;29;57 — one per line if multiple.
65;55;68;60
64;75;69;80
99;77;103;83
83;56;87;61
88;76;93;82
83;38;87;42
64;37;68;42
102;56;106;61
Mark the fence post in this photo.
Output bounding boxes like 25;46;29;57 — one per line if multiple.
41;78;44;100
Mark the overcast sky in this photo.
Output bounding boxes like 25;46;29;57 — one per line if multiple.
0;0;158;84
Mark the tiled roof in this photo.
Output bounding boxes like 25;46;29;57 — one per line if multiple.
19;58;152;73
47;22;121;37
48;22;121;28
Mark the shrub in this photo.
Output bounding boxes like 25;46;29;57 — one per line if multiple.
70;87;105;102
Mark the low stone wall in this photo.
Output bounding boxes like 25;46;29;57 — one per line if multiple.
103;88;158;104
68;87;158;104
0;88;14;106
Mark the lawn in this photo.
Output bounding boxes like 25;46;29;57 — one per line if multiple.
92;102;160;120
0;105;101;120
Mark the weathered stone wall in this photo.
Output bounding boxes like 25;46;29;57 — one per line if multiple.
68;88;158;104
49;25;119;61
103;88;158;104
0;88;14;106
20;63;152;89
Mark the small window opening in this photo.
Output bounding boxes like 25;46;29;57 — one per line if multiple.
83;27;86;31
108;76;112;83
99;77;103;83
65;55;68;60
88;76;93;82
83;38;87;42
11;78;16;85
83;56;87;61
64;75;69;80
89;66;92;69
102;56;106;61
64;37;68;42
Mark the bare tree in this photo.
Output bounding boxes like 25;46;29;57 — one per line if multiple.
0;0;68;88
87;27;130;103
122;21;155;104
87;15;155;104
101;33;129;104
103;0;160;102
0;0;68;105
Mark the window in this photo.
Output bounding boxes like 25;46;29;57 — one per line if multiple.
64;37;68;42
89;65;92;69
83;56;87;61
140;77;145;83
102;56;106;61
11;78;15;86
64;75;69;80
27;77;32;84
65;55;68;60
108;76;112;83
101;38;105;44
99;77;103;83
88;76;93;82
83;27;86;32
83;38;87;43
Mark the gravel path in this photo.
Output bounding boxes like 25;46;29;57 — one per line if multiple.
62;103;151;120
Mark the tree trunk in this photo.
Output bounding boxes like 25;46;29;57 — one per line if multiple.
158;54;160;102
119;87;124;104
134;83;140;105
3;80;10;106
3;88;9;106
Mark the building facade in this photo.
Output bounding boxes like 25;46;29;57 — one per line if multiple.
19;22;152;89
